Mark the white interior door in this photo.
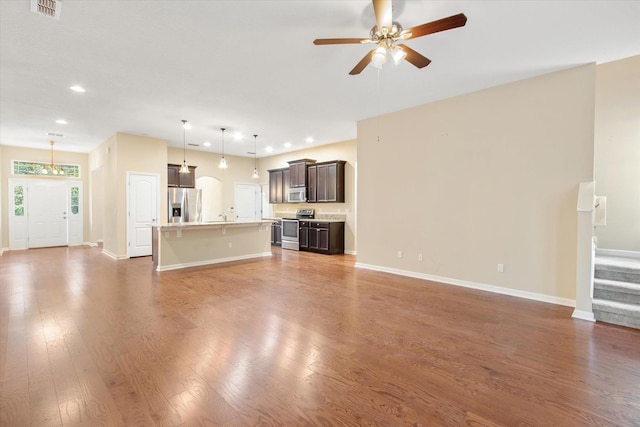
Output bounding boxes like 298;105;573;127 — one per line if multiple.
260;184;273;219
28;182;68;248
234;183;260;222
128;173;158;257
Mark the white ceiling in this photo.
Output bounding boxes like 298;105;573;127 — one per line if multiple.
1;1;639;158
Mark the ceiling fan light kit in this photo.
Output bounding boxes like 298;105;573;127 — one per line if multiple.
313;0;467;75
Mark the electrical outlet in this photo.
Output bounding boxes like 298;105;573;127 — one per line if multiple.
397;250;403;259
418;253;423;261
497;263;504;273
229;242;233;248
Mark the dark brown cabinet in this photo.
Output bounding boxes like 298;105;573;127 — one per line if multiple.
307;160;345;203
283;169;290;201
268;168;290;204
301;221;344;254
299;221;309;249
271;220;282;246
307;165;317;203
287;159;315;188
168;164;196;188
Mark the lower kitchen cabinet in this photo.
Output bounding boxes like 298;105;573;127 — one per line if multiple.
271;220;282;246
299;221;309;249
300;221;344;255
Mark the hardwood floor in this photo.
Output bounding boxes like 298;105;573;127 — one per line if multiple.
1;246;639;426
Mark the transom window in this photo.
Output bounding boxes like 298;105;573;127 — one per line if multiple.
12;160;80;178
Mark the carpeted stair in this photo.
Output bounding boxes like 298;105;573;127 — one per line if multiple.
592;254;640;330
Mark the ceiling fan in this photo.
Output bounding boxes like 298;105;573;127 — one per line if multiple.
313;0;467;75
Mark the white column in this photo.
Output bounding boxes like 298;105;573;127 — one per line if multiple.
573;181;595;321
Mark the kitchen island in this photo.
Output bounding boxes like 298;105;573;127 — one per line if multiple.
152;220;273;271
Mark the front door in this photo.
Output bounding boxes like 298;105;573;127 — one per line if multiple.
28;181;68;248
127;173;158;257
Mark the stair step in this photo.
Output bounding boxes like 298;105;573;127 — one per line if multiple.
592;299;640;330
594;256;640;284
593;279;640;304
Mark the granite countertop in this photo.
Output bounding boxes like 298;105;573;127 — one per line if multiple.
156;220;274;230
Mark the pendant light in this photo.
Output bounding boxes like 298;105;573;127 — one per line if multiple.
252;134;259;179
179;119;190;174
41;141;64;175
219;127;228;169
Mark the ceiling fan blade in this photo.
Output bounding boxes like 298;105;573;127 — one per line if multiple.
403;13;467;40
398;44;431;69
373;0;393;31
313;38;369;45
349;49;376;75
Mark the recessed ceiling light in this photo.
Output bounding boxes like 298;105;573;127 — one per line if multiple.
266;146;273;152
55;119;67;124
203;141;211;147
69;85;85;93
305;137;314;143
234;132;243;141
182;122;192;130
284;142;292;148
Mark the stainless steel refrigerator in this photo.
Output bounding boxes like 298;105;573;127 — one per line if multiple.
168;188;202;223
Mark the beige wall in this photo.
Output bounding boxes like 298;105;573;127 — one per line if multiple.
594;55;640;252
167;146;258;219
357;64;596;301
89;133;167;258
258;139;357;254
0;145;90;249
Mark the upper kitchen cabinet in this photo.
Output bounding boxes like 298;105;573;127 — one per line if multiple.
168;164;196;188
307;164;317;203
269;168;290;204
308;160;346;203
287;159;315;188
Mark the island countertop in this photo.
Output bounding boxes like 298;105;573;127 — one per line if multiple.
155;220;275;231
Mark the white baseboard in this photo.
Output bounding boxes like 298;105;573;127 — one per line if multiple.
101;249;128;260
0;247;7;255
354;262;576;308
156;252;272;272
595;248;640;259
344;250;357;255
572;309;596;322
84;242;99;247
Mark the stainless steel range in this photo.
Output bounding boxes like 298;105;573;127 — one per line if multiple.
281;209;314;251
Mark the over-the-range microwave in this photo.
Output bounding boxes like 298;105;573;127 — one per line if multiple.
288;187;306;203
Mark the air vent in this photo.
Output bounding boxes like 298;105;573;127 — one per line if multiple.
188;143;199;147
47;132;63;137
31;0;62;20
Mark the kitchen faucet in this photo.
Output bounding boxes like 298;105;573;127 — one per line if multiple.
219;213;227;222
